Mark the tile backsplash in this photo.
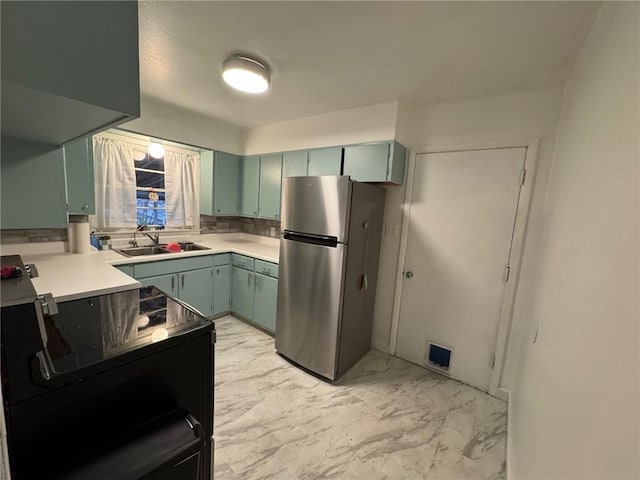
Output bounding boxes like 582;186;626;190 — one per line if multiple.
241;217;282;238
0;216;281;245
199;215;244;234
200;215;281;238
0;228;68;244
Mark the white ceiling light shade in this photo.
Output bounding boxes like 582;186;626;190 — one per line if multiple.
148;142;165;159
222;54;270;94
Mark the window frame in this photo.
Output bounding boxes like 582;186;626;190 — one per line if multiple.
90;130;203;237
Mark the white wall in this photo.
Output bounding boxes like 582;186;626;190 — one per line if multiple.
371;88;563;352
243;101;399;155
122;96;246;154
509;3;639;478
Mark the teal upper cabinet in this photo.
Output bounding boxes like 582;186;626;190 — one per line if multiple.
201;150;240;216
1;1;139;144
64;136;95;215
199;150;214;216
239;155;260;217
259;154;283;220
214;151;240;216
1;137;67;228
308;147;343;176
282;151;308;177
343;142;407;185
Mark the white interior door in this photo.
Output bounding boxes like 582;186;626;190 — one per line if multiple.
396;147;526;391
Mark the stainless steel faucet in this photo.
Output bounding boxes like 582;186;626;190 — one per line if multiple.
130;225;163;247
143;231;161;245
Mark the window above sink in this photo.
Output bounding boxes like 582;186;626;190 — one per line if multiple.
91;130;212;238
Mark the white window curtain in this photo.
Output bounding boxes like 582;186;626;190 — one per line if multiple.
91;137;137;229
164;150;198;228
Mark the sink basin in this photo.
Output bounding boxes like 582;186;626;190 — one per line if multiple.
116;243;211;257
115;246;172;257
165;242;210;252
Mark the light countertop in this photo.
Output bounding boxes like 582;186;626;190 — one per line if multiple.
1;233;280;302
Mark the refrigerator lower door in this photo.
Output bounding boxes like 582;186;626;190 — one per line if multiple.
276;237;346;380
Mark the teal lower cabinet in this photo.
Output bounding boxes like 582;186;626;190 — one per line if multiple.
178;268;214;317
213;264;231;316
253;273;277;333
115;264;134;277
230;257;278;335
231;266;254;320
139;273;178;296
120;253;278;327
133;257;214;317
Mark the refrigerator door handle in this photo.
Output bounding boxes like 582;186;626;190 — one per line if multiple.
283;231;339;247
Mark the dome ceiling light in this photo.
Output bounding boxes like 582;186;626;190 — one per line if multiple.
222;54;270;94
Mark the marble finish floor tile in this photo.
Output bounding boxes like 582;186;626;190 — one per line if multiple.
214;316;506;479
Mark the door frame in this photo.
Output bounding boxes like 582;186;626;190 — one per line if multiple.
389;137;540;396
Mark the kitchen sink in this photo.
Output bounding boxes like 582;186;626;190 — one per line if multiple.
116;242;210;257
115;246;172;257
163;242;210;252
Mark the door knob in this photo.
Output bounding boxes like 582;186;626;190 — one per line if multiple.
405;271;414;278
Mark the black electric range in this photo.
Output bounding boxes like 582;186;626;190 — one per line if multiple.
1;255;215;480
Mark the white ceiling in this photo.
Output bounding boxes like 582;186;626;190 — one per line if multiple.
139;1;600;129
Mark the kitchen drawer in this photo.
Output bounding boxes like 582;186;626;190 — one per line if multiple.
254;259;278;279
134;256;213;278
213;253;230;266
231;254;254;271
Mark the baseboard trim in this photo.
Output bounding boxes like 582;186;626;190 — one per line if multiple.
496;387;510;402
503;388;512;480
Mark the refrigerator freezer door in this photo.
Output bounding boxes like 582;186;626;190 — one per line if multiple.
275;238;346;380
280;176;352;242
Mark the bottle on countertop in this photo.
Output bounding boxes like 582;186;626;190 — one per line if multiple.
90;232;101;250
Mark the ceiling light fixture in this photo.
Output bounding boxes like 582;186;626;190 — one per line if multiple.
222;54;270;94
148;142;165;159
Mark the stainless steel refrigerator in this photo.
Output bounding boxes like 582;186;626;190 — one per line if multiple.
275;176;385;381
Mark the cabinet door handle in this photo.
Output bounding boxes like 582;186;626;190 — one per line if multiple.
171;276;175;292
247;273;251;288
81;204;89;210
181;274;185;289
